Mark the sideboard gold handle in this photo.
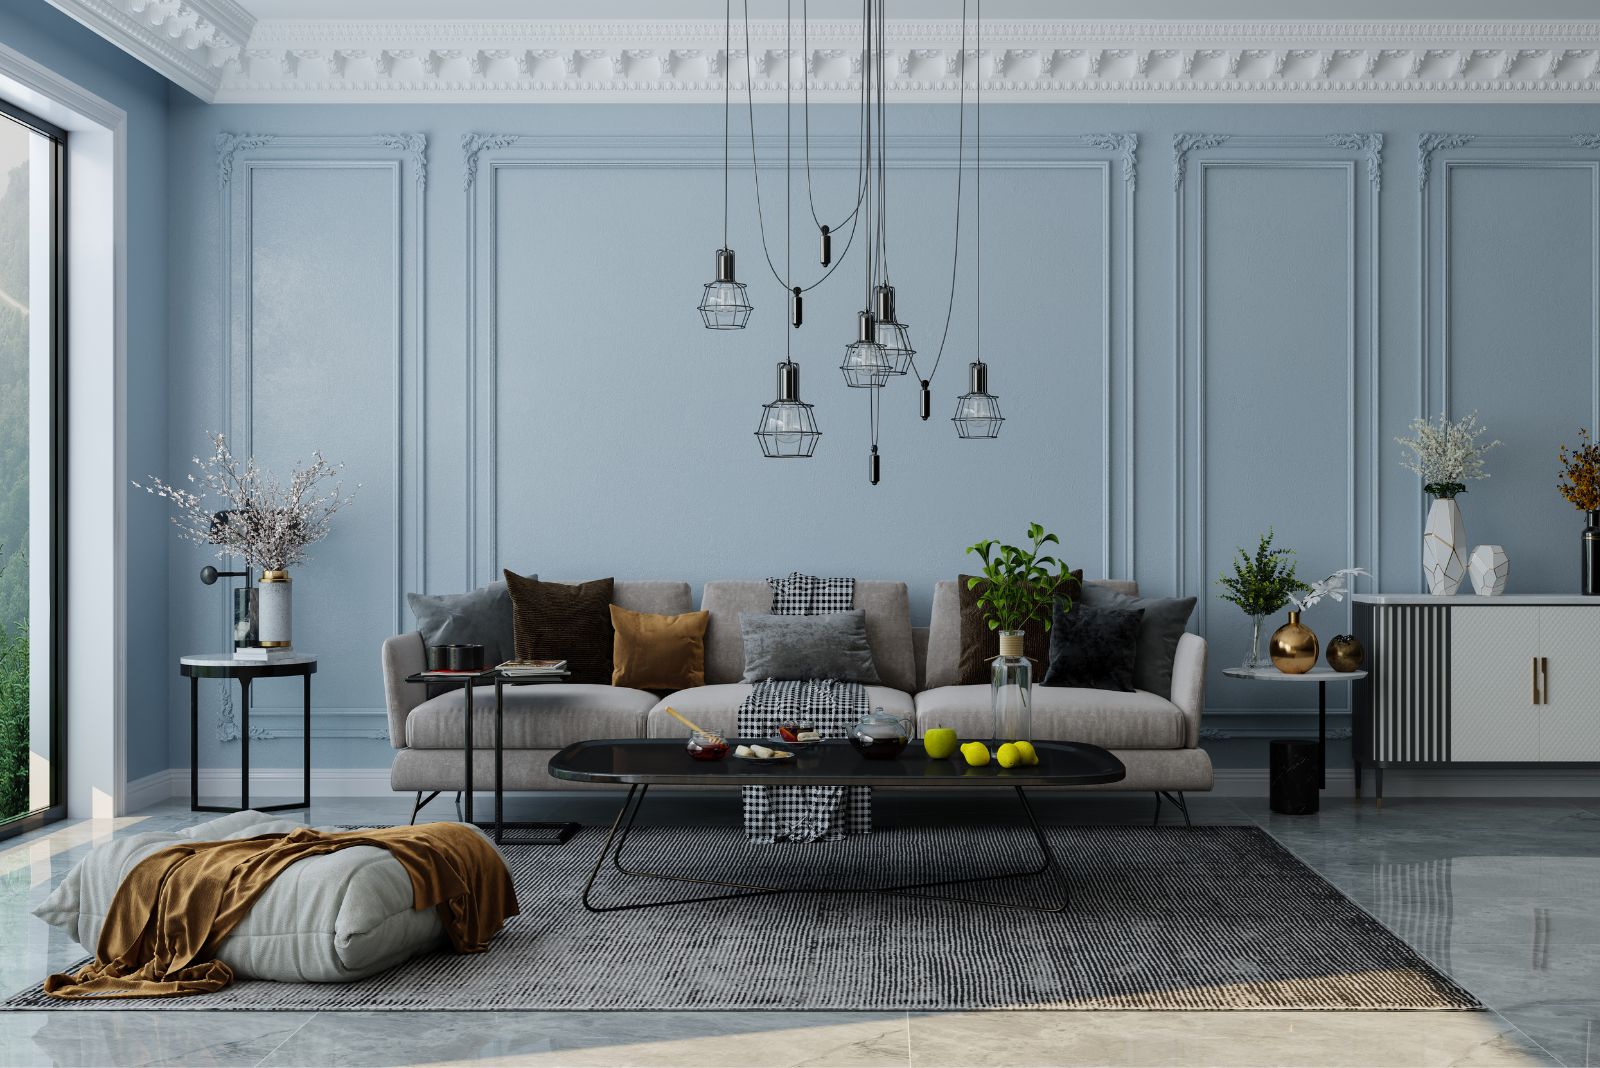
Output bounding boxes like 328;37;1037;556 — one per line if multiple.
1542;657;1550;705
1533;657;1541;705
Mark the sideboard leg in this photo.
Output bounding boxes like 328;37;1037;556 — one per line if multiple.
1353;757;1363;798
1375;766;1384;809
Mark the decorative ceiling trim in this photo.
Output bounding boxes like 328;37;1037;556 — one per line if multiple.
46;0;255;100
42;13;1600;102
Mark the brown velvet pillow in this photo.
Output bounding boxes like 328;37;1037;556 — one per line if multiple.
610;605;709;691
957;570;1084;685
504;571;615;685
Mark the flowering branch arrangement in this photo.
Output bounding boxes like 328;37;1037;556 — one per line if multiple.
1558;428;1600;512
135;433;358;572
1396;412;1501;500
1217;530;1310;618
1288;568;1369;613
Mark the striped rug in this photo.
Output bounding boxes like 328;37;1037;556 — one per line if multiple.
6;824;1478;1011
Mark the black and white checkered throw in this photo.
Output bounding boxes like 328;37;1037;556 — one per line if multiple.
739;573;873;844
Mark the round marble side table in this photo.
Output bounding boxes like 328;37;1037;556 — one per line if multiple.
180;654;317;814
1222;665;1369;791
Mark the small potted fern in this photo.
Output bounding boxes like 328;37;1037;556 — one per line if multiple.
1217;531;1309;669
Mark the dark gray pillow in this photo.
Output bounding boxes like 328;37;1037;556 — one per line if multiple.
1042;599;1143;692
739;610;881;684
1078;585;1197;699
406;580;519;666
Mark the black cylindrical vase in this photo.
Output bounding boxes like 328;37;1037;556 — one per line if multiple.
1585;509;1600;596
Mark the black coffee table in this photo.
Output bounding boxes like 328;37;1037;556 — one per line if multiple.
547;738;1126;914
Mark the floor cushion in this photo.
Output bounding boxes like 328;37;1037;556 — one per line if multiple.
33;811;451;983
914;685;1187;749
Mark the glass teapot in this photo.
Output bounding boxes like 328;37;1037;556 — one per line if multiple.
847;707;912;760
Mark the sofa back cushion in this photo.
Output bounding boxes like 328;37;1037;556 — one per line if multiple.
925;578;1139;690
701;580;916;692
612;581;694;616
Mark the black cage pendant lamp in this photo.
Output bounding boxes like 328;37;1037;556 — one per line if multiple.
756;359;822;457
952;0;1001;439
698;0;752;330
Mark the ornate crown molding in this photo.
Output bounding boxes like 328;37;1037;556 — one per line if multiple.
45;0;254;100
39;13;1600;102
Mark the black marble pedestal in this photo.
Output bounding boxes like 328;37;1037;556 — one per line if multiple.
1270;738;1320;815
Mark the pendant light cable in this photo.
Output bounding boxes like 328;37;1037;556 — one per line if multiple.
722;0;731;250
785;0;792;360
908;0;966;386
802;0;869;234
742;0;865;296
975;0;982;358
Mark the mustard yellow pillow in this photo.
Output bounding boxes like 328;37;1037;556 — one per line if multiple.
609;605;709;690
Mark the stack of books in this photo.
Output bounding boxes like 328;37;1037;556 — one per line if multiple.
234;647;298;662
497;659;568;677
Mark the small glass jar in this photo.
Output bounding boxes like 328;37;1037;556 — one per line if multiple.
686;731;730;761
991;630;1033;743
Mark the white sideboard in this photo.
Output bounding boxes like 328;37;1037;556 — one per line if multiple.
1351;594;1600;799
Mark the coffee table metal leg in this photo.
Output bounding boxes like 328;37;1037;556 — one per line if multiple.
589;784;1069;914
463;680;474;826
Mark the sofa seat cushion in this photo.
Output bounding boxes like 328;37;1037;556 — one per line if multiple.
405;684;656;749
914;685;1186;750
646;683;916;738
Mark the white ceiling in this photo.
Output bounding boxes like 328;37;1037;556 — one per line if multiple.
237;0;1600;18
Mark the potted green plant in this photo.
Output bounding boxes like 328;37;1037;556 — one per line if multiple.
965;522;1068;742
1217;530;1310;669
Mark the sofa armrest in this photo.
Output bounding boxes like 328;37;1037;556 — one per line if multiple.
381;632;427;749
1169;632;1207;748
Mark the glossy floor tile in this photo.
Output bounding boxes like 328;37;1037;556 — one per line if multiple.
1;793;1596;1066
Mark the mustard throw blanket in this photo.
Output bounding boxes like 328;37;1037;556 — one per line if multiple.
44;823;519;999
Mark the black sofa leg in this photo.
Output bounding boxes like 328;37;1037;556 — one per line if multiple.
1152;790;1192;828
409;790;442;825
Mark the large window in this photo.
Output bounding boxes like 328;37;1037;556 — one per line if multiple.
0;99;64;838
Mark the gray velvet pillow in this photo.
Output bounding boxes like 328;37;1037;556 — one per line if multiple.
1042;600;1143;692
406;580;519;666
1077;585;1196;699
739;611;881;684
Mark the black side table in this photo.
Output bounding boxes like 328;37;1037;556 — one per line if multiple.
181;654;317;813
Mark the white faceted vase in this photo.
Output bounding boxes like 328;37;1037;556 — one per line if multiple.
1469;544;1509;596
1423;498;1468;596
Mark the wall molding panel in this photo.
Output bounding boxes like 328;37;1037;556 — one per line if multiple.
461;132;1136;586
1173;133;1381;713
217;132;428;734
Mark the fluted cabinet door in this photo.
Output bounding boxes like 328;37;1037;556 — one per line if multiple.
1537;608;1600;761
1450;607;1540;762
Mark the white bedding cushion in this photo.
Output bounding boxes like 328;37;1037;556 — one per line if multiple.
33;811;449;983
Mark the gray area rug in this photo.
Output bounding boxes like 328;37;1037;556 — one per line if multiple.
7;824;1478;1011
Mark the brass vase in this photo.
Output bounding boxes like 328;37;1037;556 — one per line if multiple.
1269;610;1318;674
1326;634;1365;673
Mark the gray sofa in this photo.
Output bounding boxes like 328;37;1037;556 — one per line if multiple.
381;577;1212;801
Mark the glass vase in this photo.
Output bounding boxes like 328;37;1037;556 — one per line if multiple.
1244;614;1267;669
991;629;1033;743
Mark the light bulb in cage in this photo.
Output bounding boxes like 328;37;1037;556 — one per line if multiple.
699;248;753;330
756;361;821;458
952;360;1004;439
840;310;893;389
873;284;915;375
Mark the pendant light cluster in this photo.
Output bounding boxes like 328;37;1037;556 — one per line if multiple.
700;0;1002;483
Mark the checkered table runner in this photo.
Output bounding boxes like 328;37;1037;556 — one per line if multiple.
739;574;873;844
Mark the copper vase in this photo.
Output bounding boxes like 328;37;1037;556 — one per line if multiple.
1269;610;1319;674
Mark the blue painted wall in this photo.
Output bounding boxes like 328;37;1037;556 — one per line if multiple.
0;1;172;783
151;99;1599;776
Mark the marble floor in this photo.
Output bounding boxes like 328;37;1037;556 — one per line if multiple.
0;791;1595;1068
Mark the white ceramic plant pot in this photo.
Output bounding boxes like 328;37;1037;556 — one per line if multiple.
1468;544;1510;596
258;569;293;648
1423;498;1468;596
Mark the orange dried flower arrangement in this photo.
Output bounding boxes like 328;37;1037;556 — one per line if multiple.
1558;428;1600;512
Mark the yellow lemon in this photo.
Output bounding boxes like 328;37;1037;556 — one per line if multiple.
960;741;991;767
923;727;959;759
1013;740;1039;766
996;742;1022;768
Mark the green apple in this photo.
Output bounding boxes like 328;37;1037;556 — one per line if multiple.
923;727;958;759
